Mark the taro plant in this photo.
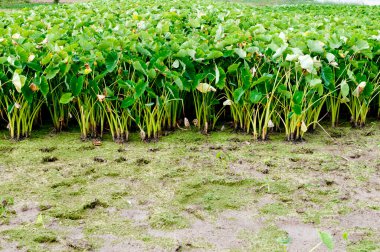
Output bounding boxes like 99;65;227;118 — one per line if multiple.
0;0;379;141
101;94;130;143
192;71;224;134
45;77;68;132
0;72;43;140
60;69;103;140
342;69;380;127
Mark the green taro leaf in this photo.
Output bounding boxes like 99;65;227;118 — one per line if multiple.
233;87;245;103
133;61;147;75
234;48;246;59
174;77;183;90
70;76;84;97
27;62;42;72
38;76;49;98
318;231;334;250
321;65;334;89
228;63;241;73
362;82;374;98
292;104;302;115
293;91;303;104
21;82;34;104
105;86;114;97
206;51;223;60
249;90;262;104
41;54;52;65
309;79;323;96
106;51;119;72
121;97;135;109
135;81;148;98
45;65;60;80
251;74;273;88
136;45;152;57
147;69;156;79
59;93;73;104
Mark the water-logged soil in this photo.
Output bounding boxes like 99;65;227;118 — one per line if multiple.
0;122;379;251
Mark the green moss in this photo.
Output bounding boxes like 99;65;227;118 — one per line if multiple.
149;210;189;229
176;177;258;211
2;227;58;251
348;240;380;252
260;203;290;216
242;224;289;251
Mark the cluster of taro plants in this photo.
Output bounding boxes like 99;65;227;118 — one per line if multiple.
0;0;379;141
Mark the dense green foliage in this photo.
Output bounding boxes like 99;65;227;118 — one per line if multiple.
0;0;379;141
0;0;31;9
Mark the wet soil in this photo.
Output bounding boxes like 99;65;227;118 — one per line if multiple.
0;123;379;251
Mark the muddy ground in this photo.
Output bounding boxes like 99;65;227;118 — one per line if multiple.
0;121;379;251
29;0;88;3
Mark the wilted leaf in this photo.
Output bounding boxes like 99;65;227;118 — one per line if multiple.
299;55;314;73
196;83;216;93
340;80;349;98
12;72;26;93
307;40;325;53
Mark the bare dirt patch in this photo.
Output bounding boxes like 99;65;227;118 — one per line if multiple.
97;234;160;252
148;210;263;250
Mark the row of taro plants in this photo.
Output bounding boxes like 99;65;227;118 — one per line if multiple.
0;0;379;141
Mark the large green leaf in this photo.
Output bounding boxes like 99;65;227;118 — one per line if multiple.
121;97;135;108
321;65;334;89
27;62;42;72
37;76;49;98
134;81;148;98
59;93;73;104
249;90;262;104
233;87;245;103
362;82;374;98
292;104;302;115
21;82;34;104
309;79;323;96
70;75;84;97
45;65;60;80
228;63;241;73
251;74;273;88
174;76;183;90
106;51;119;72
293;91;303;104
206;51;223;60
133;61;147;75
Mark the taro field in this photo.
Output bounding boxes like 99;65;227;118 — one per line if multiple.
0;0;379;251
